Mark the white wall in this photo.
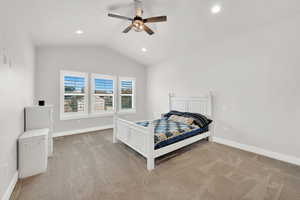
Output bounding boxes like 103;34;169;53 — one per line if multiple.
35;46;147;133
147;15;300;158
0;3;35;199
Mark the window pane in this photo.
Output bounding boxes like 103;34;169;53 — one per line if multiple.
64;95;85;113
95;79;113;94
64;76;85;94
121;81;132;94
121;96;132;109
93;96;113;112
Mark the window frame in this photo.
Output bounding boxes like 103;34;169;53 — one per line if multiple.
90;73;116;116
60;70;89;120
118;77;136;113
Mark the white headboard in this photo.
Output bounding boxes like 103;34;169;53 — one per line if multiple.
169;92;212;117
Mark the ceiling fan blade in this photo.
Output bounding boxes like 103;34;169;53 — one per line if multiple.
108;13;133;21
143;16;167;23
143;25;154;35
123;24;134;33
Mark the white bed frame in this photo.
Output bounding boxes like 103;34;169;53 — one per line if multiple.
113;92;213;170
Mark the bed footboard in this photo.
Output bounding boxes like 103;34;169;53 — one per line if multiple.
113;115;212;171
113;115;155;170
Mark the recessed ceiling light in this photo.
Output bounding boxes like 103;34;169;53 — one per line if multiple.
75;30;84;35
211;5;221;14
141;48;147;52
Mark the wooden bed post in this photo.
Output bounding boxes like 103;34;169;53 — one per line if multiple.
147;122;155;171
113;113;118;143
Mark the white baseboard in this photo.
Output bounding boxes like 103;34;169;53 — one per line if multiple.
213;137;300;166
1;171;18;200
53;125;113;138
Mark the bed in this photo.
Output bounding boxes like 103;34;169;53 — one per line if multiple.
113;92;213;170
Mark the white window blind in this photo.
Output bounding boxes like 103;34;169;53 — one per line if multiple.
91;74;116;114
60;71;88;119
119;77;136;112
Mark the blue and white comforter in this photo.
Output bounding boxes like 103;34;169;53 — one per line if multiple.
136;118;199;145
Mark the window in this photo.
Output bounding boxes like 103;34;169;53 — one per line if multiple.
60;71;136;120
119;77;136;112
91;74;116;114
60;71;88;119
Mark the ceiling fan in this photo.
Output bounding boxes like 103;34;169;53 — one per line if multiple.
107;0;167;35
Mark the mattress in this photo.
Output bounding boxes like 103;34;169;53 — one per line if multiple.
136;118;209;149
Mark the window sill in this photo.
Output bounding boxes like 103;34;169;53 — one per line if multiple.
60;110;136;120
61;113;113;120
118;109;136;115
60;114;90;121
89;112;115;118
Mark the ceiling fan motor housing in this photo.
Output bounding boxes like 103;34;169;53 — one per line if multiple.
133;16;144;31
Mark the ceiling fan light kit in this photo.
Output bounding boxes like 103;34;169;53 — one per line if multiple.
107;1;167;35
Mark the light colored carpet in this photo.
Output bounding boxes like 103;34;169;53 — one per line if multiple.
12;129;300;200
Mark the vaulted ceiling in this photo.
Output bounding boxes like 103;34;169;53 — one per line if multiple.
4;0;300;66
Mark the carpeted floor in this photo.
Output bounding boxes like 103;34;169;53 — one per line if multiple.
12;129;300;200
